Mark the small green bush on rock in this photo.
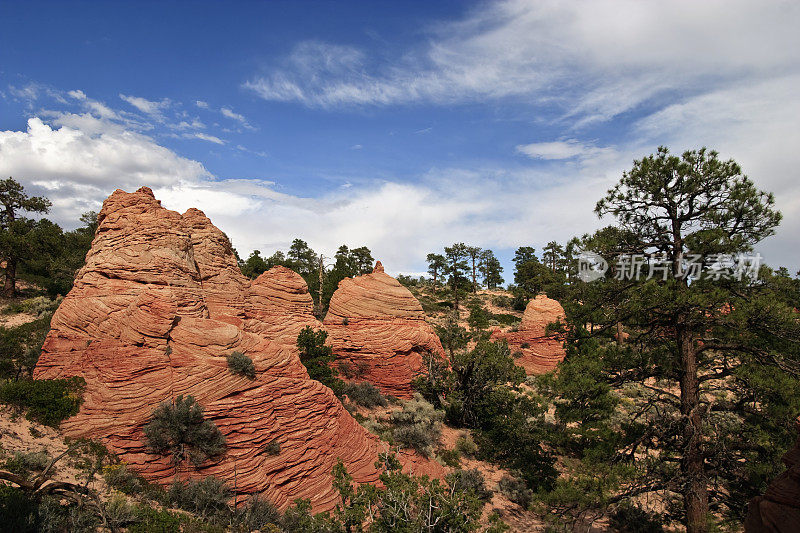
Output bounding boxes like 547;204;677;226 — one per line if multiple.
143;394;226;467
226;351;255;379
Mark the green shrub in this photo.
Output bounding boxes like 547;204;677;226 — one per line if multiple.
489;312;520;326
3;450;51;477
391;394;443;457
437;448;461;467
467;302;491;332
447;468;493;502
127;505;182;533
0;377;85;427
498;475;534;509
236;495;281;531
265;439;281;456
0;484;38;532
344;382;388;407
491;295;513;310
143;395;226;467
103;463;164;499
226;351;255;379
609;503;665;533
455;434;478;458
167;476;231;519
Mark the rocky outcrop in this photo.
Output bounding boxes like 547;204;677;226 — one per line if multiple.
323;262;446;399
490;295;566;374
746;419;800;532
34;187;392;512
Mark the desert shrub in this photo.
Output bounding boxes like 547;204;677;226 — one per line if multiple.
0;484;38;532
265;439;281;456
447;468;493;502
609;504;665;533
391;394;443;457
0;377;85;427
21;296;60;317
126;505;182;533
167;476;231;519
3;450;51;477
490;313;520;326
467;302;491;332
38;495;101;533
344;382;387;408
455;434;478;458
103;463;164;499
511;293;527;312
499;475;534;509
236;495;281;531
281;498;334;532
104;495;138;529
338;361;355;378
491;295;513;309
437;448;461;467
227;351;255;379
520;342;531;349
143;394;226;467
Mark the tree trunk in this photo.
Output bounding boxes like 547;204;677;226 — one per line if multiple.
3;258;16;298
678;324;708;533
471;257;477;293
432;270;437;295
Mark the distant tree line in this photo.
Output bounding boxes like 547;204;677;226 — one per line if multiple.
238;240;374;317
424;245;504;314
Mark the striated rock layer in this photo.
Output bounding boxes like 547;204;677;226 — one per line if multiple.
34;187;393;511
490;295;567;374
746;418;800;532
323;262;446;399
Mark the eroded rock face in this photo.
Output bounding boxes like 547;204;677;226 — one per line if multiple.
34;187;388;511
490;295;567;374
746;419;800;532
323;262;446;399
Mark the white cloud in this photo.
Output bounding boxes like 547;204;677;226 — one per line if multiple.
187;132;226;145
67;89;86;100
0;115;212;224
245;0;800;122
196;100;209;109
516;139;614;161
220;107;245;123
119;94;171;118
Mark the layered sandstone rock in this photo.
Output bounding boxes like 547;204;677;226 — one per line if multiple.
746;418;800;532
34;187;391;511
490;295;566;374
323;262;446;399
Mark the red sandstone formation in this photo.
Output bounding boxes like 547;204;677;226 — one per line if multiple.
490;295;567;374
33;187;425;511
746;418;800;532
323;261;446;399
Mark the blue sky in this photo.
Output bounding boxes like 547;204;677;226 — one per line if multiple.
2;0;799;277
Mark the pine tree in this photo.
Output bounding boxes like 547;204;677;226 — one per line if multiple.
0;178;52;297
552;147;797;532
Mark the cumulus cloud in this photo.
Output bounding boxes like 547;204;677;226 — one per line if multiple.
0;115;212;224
